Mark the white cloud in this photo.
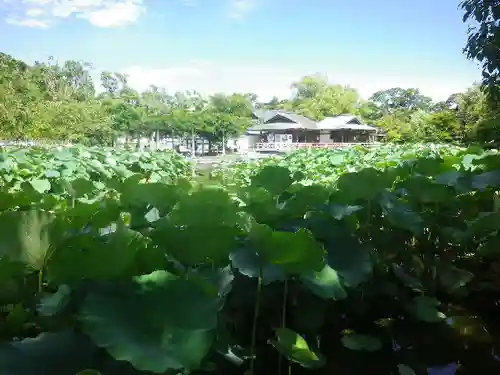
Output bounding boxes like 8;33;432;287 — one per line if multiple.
26;8;46;17
228;0;257;19
3;0;144;28
3;0;258;27
121;61;478;102
5;16;50;28
78;1;145;27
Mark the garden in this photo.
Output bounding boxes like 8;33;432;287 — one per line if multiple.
0;143;500;375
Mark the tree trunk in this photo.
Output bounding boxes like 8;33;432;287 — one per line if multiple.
191;130;196;156
222;131;226;155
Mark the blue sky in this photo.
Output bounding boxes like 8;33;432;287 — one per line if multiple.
0;0;481;101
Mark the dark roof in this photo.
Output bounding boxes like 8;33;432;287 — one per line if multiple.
266;111;317;129
252;109;280;122
248;122;315;131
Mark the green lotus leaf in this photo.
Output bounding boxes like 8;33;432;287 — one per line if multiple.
269;328;325;369
79;270;218;373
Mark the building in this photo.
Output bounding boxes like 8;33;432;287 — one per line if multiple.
235;110;382;153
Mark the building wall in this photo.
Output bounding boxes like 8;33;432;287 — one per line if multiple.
235;134;259;151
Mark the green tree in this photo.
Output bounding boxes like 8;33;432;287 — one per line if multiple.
369;88;433;115
287;75;361;119
461;0;500;101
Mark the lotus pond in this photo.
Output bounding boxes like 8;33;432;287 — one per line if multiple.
0;144;499;375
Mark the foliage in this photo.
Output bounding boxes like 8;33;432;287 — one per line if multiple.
2;49;500;147
0;53;253;149
1;144;500;375
461;0;500;101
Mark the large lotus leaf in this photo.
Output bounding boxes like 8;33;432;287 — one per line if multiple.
248;224;324;274
412;156;447;176
186;265;234;300
472;170;500;190
336;168;392;201
120;180;180;216
28;178;51;193
269;328;325;369
0;210;55;271
300;264;347;300
37;284;72;316
306;215;372;288
0;191;17;211
239;186;283;224
461;151;484;170
281;184;330;217
61;199;122;231
250;165;293;196
0;331;97;375
124;242;170;276
411;296;446;323
466;211;500;236
476;235;500;258
397;364;417;375
0;257;25;304
437;263;474;294
435;171;471;193
329;204;364;220
47;226;150;284
230;247;286;285
391;264;423;290
151;220;237;266
324;230;373;288
471;152;500;169
65;177;98;198
378;190;423;235
402;176;450;203
169;186;241;227
341;333;382;352
78;270;218;373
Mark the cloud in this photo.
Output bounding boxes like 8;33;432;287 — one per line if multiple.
78;1;145;27
2;0;145;28
228;0;258;19
120;61;476;102
5;16;50;28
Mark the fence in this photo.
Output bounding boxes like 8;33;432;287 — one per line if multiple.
252;142;377;152
0;140;73;148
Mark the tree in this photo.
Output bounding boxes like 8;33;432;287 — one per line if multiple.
205;93;253;153
0;50;495;148
369;88;433;115
461;0;500;101
285;75;361;120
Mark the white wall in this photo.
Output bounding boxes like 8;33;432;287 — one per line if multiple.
235;134;259;152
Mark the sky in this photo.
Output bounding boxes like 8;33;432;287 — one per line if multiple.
0;0;483;102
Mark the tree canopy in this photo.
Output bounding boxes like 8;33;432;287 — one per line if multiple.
460;0;500;101
0;21;499;149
